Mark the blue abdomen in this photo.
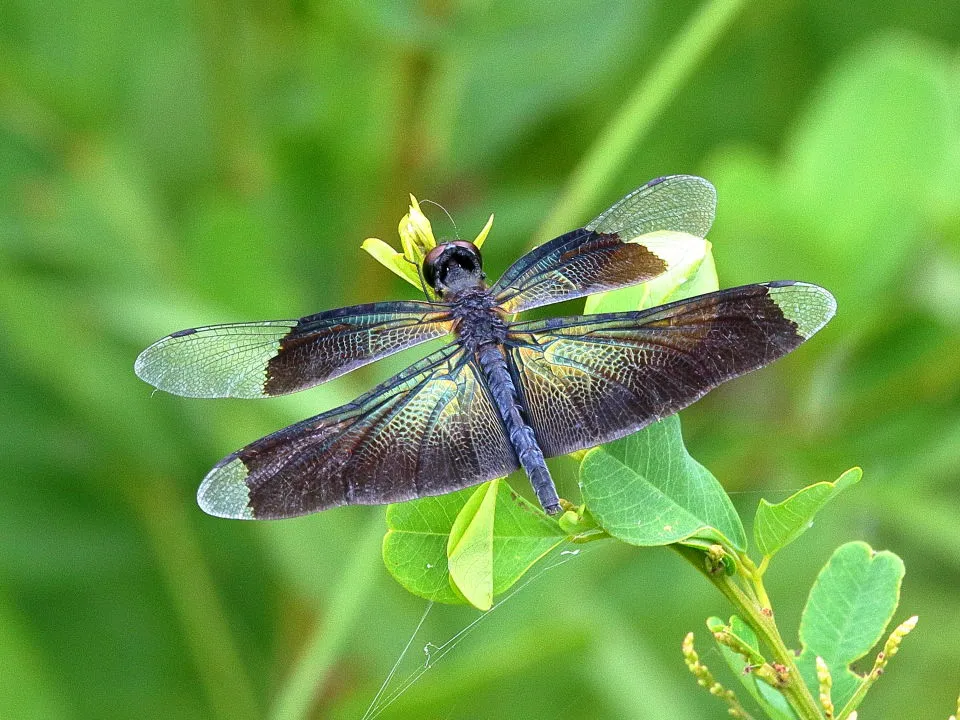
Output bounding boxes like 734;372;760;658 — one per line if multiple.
475;343;560;514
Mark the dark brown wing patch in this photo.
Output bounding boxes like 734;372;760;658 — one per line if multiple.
198;346;520;519
506;282;835;457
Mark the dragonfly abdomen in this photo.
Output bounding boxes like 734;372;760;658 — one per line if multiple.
475;343;561;514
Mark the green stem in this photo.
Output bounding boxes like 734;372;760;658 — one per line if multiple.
269;516;385;720
675;546;824;720
740;554;773;609
835;679;871;720
535;0;749;242
836;614;918;720
131;476;260;720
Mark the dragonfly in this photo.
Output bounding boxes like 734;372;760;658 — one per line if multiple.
135;176;835;520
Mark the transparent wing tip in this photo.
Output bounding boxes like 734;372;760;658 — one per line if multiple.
132;323;294;398
767;282;837;338
197;458;256;519
134;341;173;392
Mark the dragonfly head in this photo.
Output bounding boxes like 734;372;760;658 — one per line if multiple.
423;241;484;295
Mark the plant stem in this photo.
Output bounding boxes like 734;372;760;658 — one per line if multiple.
535;0;749;242
675;546;824;720
269;516;384;720
835;681;868;720
130;475;260;720
835;615;919;720
740;554;773;609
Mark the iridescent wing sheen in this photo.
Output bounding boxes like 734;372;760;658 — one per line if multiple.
506;282;835;458
490;176;715;314
134;301;454;398
197;344;520;519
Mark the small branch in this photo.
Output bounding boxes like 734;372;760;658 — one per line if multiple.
710;624;785;689
711;626;767;669
682;632;756;720
737;553;772;610
674;545;825;720
836;616;919;720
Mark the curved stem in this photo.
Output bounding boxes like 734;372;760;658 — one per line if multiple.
269;516;384;720
536;0;749;242
740;554;773;610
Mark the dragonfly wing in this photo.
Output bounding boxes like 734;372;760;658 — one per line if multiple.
135;301;454;398
198;345;519;519
506;282;835;457
587;174;716;238
491;176;714;314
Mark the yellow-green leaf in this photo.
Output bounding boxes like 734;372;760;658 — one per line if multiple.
360;237;422;287
447;481;500;610
754;467;862;559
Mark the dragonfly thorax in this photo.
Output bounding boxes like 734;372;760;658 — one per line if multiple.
448;287;507;352
423;241;485;295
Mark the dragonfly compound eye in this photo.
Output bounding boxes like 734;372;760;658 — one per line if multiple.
423;241;482;291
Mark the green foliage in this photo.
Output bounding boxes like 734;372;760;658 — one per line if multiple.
796;542;906;709
1;0;958;717
446;481;500;609
753;468;862;560
580;416;746;550
383;480;565;607
710;616;796;720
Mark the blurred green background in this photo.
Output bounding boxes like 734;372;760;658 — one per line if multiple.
1;0;958;718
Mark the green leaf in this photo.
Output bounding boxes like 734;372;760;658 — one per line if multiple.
753;467;862;559
785;39;955;260
579;415;746;550
796;542;906;708
383;489;471;604
446;480;500;610
710;616;796;720
383;481;567;606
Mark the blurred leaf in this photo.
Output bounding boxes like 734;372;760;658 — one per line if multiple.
383;481;566;605
709;36;959;308
580;415;746;550
710;615;796;720
439;0;648;167
753;467;862;559
785;36;955;242
796;541;905;708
